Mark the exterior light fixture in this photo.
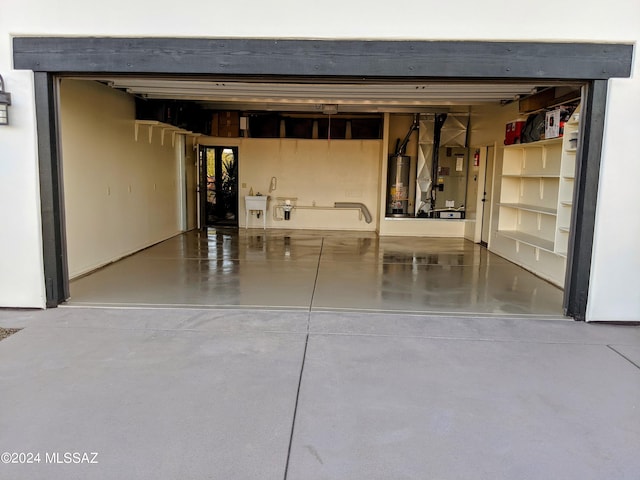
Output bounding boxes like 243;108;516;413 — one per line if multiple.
0;75;12;126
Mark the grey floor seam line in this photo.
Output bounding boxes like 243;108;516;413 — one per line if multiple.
607;345;640;371
309;237;324;317
311;307;567;318
306;331;628;345
62;304;310;311
24;325;306;335
284;238;322;479
283;332;308;480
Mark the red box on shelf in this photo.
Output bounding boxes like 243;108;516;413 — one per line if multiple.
504;119;526;145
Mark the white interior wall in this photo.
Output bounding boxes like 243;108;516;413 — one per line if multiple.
184;139;198;230
200;137;381;231
60;79;182;278
469;147;490;243
0;0;638;319
175;136;186;231
380;218;466;237
175;134;198;231
464;152;479;242
470;103;521;147
468;103;521;245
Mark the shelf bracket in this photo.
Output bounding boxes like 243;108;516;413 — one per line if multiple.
133;122;153;143
185;133;202;151
135;120;196;146
519;178;524;198
539;178;544;199
161;127;173;146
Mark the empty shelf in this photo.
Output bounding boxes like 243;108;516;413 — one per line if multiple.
497;230;555;252
499;203;557;215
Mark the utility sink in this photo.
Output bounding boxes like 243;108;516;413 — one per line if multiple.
245;195;269;229
245;195;268;211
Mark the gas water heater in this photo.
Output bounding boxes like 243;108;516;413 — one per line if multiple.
386;114;419;217
386;154;411;216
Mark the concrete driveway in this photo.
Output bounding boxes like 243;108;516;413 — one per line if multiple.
0;307;639;479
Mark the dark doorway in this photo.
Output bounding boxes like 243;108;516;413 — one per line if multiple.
200;146;238;227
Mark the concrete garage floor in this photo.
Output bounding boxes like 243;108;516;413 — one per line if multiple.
0;307;639;480
67;229;565;317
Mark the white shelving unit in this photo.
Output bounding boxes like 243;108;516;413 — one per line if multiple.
555;118;580;257
493;111;579;287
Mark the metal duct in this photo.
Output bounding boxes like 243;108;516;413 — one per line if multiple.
334;202;373;223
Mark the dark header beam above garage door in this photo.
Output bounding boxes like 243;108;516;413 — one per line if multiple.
13;37;633;80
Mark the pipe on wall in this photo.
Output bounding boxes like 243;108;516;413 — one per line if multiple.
334;202;373;224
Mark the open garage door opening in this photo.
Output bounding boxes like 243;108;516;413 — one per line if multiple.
54;75;584;317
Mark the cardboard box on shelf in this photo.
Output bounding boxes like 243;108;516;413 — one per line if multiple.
545;105;578;139
545;109;562;139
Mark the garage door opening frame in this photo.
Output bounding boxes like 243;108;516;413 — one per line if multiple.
14;38;633;319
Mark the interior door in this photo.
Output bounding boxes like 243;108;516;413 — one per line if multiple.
200;146;238;227
480;145;495;246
